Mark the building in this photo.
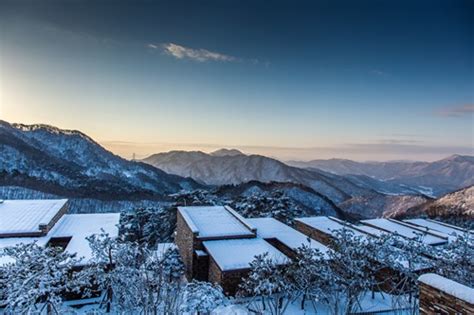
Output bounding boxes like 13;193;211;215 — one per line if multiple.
0;199;120;268
294;216;435;292
360;218;448;246
403;218;469;242
418;273;474;314
0;199;69;238
175;206;330;295
247;217;329;258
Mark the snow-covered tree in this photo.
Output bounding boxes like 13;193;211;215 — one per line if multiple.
323;228;375;315
239;253;293;315
285;245;329;311
80;233;185;314
119;206;177;246
434;231;474;287
169;189;220;207
180;281;227;314
82;232;120;313
369;232;434;313
228;190;311;225
0;242;81;314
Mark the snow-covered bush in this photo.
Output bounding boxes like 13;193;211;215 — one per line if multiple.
433;231;474;287
323;229;376;315
239;253;294;315
228;190;310;225
119;206;175;246
0;242;81;314
286;245;329;310
80;233;185;314
180;281;227;314
169;189;220;207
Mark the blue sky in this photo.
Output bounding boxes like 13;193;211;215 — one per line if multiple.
0;0;472;161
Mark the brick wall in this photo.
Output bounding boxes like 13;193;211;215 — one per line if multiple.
419;282;474;314
43;202;68;234
208;256;249;296
208;255;222;287
264;238;296;259
175;211;197;280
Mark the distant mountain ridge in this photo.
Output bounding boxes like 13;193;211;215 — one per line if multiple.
142;149;424;204
397;185;474;220
0;120;201;199
287;155;474;197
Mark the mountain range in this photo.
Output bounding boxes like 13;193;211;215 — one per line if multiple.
395;185;474;220
1;120;472;220
287;155;474;196
0;120;201;200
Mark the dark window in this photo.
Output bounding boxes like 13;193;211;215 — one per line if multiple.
46;236;72;251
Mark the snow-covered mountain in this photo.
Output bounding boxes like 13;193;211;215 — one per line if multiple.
287;155;474;197
142;150;422;204
0;120;201;199
339;193;432;219
398;185;474;220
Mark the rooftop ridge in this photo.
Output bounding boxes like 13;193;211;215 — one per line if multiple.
224;205;257;233
387;218;448;240
426;218;470;233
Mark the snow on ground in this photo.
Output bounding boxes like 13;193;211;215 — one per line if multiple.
419;273;474;304
360;218;447;245
178;206;255;238
247;217;329;254
0;199;68;234
212;291;413;315
203;238;289;271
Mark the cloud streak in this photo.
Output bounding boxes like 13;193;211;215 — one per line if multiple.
149;42;238;62
436;104;474;118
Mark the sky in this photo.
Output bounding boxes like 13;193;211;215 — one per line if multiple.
0;0;472;161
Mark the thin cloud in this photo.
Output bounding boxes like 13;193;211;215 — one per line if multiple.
437;104;474;118
370;69;390;78
150;42;238;62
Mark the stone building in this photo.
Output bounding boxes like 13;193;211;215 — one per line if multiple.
0;199;69;238
0;199;120;268
418;273;474;314
294;216;433;292
175;206;330;295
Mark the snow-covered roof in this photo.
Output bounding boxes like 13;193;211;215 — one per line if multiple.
247;218;329;254
0;199;68;235
0;213;120;266
360;219;448;246
203;238;289;271
418;273;474;304
177;206;255;238
296;216;371;239
404;219;468;242
352;223;389;237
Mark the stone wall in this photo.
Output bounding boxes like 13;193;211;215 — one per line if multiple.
43;201;69;234
294;220;333;247
208;256;249;296
419;281;474;314
175;211;197;280
264;238;296;259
